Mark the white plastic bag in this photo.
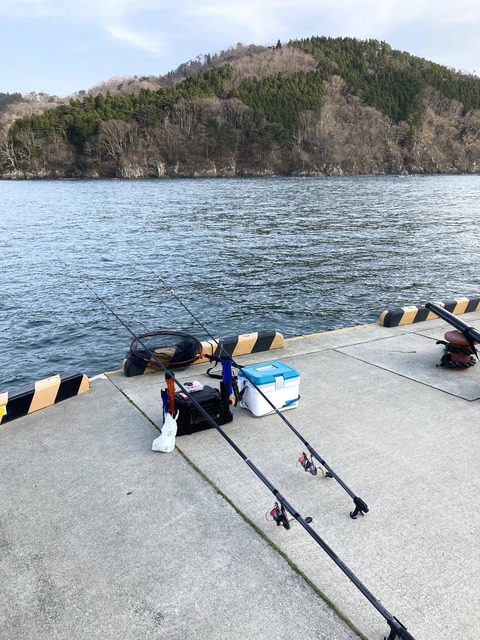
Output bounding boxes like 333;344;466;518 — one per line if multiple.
152;411;178;453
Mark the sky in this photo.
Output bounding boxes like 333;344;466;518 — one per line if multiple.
1;0;479;97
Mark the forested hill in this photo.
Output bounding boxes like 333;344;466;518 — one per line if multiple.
1;37;480;179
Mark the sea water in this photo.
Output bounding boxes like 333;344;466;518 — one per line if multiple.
1;175;479;393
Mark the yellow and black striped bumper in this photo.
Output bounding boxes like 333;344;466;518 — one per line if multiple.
0;373;90;425
380;297;480;327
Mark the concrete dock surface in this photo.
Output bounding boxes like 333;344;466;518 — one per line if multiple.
1;312;480;640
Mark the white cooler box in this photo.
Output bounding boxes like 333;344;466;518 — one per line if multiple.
238;361;300;417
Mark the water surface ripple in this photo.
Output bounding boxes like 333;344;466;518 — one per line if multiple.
1;175;479;393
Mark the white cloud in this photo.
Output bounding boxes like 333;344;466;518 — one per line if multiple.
4;0;480;52
320;0;480;34
0;0;169;54
104;23;164;55
2;0;480;94
187;2;285;44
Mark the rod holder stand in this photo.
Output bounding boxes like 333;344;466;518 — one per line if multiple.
350;497;369;519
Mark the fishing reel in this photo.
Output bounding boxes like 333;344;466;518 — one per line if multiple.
297;452;331;478
265;502;313;529
266;502;291;529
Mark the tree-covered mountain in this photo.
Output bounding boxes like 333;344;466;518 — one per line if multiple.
1;37;480;178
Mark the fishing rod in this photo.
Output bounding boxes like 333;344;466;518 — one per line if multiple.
152;273;368;519
85;280;416;640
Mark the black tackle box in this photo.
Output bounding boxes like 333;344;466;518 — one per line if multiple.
175;384;233;436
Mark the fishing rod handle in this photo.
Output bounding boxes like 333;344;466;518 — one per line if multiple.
350;496;369;519
306;445;369;515
386;617;417;640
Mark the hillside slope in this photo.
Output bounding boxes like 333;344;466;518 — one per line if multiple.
1;37;480;178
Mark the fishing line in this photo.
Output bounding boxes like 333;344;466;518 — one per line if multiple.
84;279;415;640
148;270;368;519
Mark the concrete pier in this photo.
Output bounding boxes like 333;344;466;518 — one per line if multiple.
1;312;480;639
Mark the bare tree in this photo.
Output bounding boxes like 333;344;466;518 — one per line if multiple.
230;45;318;85
222;98;254;139
98;119;137;161
172;100;195;134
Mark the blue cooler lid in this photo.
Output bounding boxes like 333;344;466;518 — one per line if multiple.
239;361;299;385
